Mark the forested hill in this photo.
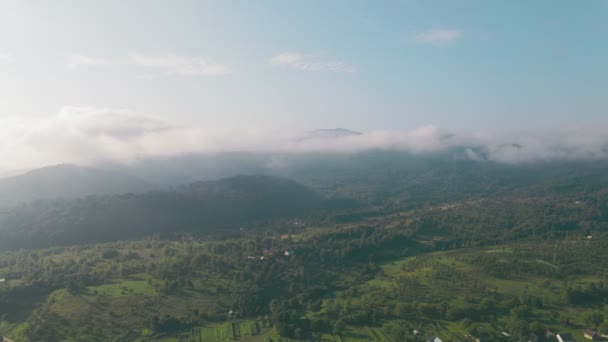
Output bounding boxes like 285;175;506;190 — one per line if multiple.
0;175;350;250
0;164;151;207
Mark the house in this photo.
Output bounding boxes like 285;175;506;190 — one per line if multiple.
0;278;5;285
584;329;600;340
501;332;511;337
557;333;576;342
427;337;443;342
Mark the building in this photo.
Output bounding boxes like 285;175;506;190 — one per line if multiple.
584;329;600;340
557;333;576;342
427;337;443;342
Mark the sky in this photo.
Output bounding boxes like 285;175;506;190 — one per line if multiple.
0;1;607;170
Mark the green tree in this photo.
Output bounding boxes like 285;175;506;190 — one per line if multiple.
508;320;529;339
599;321;608;335
333;320;345;335
584;311;604;328
529;321;545;335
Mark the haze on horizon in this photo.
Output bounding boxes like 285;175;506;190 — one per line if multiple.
0;0;607;171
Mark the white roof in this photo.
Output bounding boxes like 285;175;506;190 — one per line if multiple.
435;338;443;342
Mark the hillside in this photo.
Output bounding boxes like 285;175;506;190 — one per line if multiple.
0;175;351;250
0;164;151;207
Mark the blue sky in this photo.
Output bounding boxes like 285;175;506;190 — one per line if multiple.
0;0;606;133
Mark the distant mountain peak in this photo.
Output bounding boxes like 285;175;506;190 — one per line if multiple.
24;163;88;175
296;128;363;142
312;128;362;135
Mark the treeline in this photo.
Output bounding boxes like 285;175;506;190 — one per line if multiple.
566;282;608;306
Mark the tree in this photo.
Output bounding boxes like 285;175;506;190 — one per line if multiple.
509;305;531;321
584;311;604;328
394;303;407;318
529;321;545;336
508;320;529;339
333;320;345;335
102;249;120;259
599;321;608;335
66;280;82;294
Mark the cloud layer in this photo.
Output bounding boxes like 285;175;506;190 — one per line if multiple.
68;53;231;76
415;29;462;46
0;107;607;171
271;52;356;73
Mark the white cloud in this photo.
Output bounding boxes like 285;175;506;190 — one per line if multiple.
128;54;231;76
0;53;11;62
465;128;608;163
67;53;231;76
0;107;287;170
271;52;306;65
271;52;356;73
1;107;607;171
415;29;462;46
67;54;113;67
